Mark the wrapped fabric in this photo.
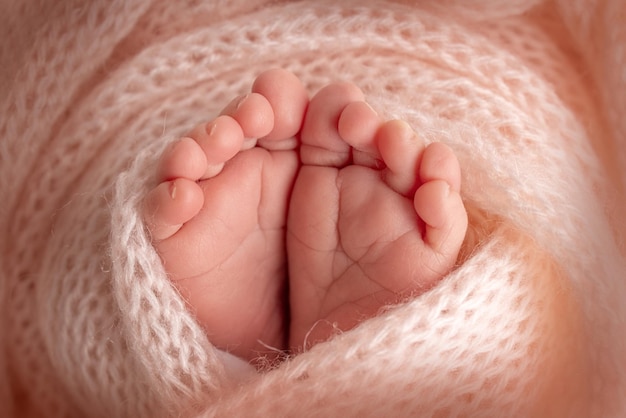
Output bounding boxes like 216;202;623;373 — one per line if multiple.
1;0;624;416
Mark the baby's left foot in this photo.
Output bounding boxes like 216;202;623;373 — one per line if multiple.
288;83;468;349
143;69;308;362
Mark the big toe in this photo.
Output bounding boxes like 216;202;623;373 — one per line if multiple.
252;69;309;146
300;82;365;167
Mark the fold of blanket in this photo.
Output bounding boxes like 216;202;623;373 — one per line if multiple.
0;0;624;417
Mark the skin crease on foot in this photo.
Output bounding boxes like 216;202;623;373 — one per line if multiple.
142;69;468;363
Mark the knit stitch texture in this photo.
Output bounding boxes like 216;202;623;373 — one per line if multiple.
0;0;624;417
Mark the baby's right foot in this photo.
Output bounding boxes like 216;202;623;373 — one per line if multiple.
287;82;468;350
143;69;308;362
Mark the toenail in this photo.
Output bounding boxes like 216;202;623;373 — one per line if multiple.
169;181;177;199
364;101;378;115
395;120;413;134
235;94;250;110
207;121;217;136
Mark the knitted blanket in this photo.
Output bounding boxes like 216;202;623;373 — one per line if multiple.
1;0;625;416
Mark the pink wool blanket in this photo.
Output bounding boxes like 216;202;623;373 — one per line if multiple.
1;0;625;416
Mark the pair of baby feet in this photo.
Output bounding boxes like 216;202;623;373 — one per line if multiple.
143;69;468;365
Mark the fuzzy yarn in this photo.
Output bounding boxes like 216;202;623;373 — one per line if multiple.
1;0;625;417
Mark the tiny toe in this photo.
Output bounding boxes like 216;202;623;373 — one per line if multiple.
144;178;204;241
158;137;208;182
414;179;467;256
300;82;365;166
419;142;462;193
338;101;383;168
220;92;274;139
377;120;425;196
189;115;245;178
414;143;466;255
252;69;308;142
337;101;381;152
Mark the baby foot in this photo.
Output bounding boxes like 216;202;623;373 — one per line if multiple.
287;83;468;350
143;69;308;362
